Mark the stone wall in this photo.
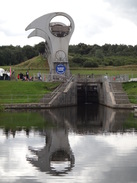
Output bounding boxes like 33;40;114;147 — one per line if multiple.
98;81;116;107
49;82;77;107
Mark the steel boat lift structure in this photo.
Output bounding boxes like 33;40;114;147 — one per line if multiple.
25;12;75;81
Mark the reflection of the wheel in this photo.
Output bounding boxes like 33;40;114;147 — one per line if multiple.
50;150;75;175
51;160;71;174
27;129;75;176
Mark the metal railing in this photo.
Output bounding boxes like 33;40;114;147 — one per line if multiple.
106;74;129;82
15;73;130;83
75;74;104;83
33;73;69;82
75;74;129;83
43;75;74;103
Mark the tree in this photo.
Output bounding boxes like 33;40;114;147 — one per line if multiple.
83;61;98;67
71;55;86;66
22;45;37;60
0;50;4;66
77;43;91;55
95;49;104;59
34;42;45;54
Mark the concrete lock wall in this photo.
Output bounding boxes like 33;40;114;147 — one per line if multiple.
98;81;115;107
49;81;115;108
49;81;116;108
49;82;77;107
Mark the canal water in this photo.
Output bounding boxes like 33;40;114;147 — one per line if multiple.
0;105;137;183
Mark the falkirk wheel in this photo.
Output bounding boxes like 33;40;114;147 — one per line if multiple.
25;12;75;81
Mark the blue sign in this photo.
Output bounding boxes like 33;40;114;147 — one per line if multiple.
56;64;66;74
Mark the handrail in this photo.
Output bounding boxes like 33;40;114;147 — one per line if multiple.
48;75;74;100
39;75;75;103
75;74;129;83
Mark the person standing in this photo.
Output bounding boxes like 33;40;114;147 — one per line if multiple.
26;71;29;80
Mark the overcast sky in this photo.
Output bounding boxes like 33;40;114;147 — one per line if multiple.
1;0;137;47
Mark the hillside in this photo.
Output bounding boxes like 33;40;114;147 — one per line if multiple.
15;55;49;70
14;54;137;71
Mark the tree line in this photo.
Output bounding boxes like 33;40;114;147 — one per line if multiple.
1;42;137;67
69;43;137;56
69;43;137;67
0;42;45;66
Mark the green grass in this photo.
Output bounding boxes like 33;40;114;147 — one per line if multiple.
71;66;137;78
0;81;60;103
0;105;4;111
123;82;137;103
15;55;49;70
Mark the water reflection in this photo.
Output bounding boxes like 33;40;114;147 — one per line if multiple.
0;105;137;183
27;127;75;176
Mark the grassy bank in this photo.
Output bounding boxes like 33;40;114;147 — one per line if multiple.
0;81;60;104
123;82;137;103
71;66;137;78
0;80;137;104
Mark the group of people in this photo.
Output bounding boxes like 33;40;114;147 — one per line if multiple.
17;71;33;81
17;71;42;81
0;68;11;80
0;68;42;81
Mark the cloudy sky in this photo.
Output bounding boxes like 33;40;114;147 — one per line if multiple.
1;0;137;47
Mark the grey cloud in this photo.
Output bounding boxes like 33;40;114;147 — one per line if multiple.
104;0;137;8
0;27;25;37
104;0;137;24
85;14;113;37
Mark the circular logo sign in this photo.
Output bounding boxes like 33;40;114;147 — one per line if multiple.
56;64;66;74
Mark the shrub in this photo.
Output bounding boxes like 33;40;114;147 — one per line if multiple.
71;56;86;66
83;61;98;67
